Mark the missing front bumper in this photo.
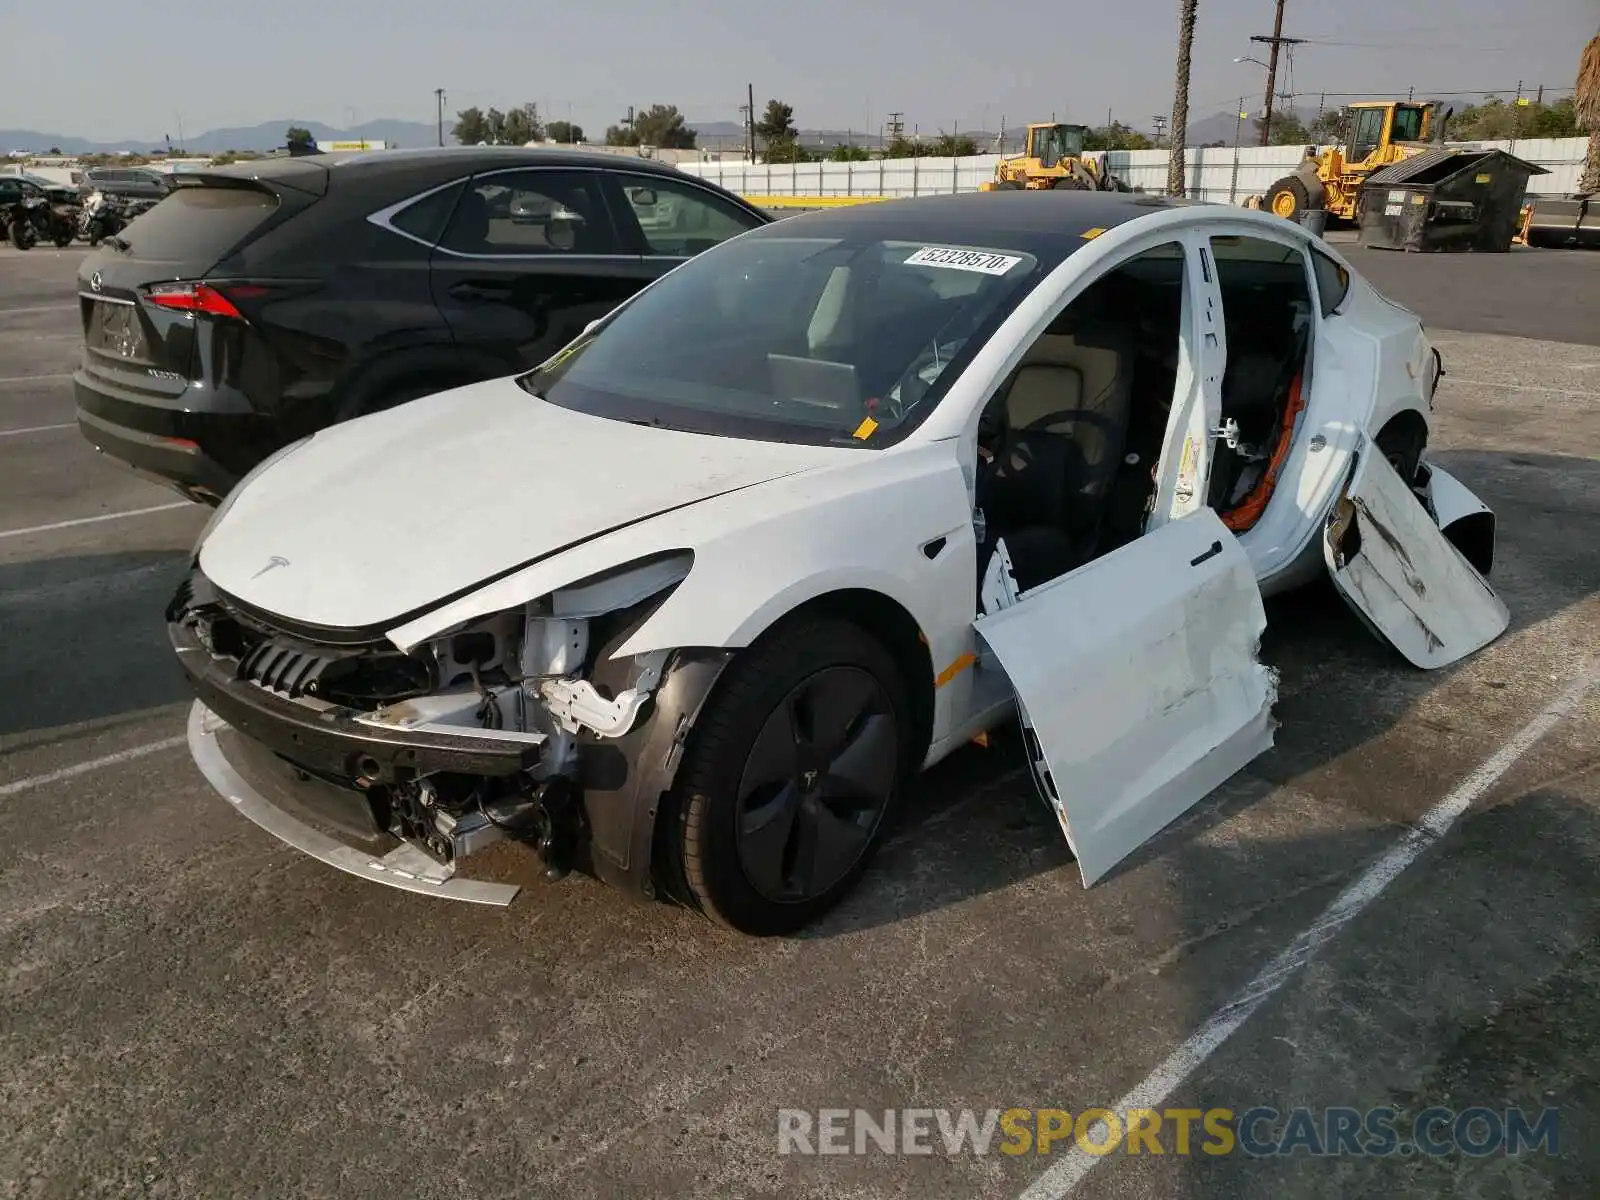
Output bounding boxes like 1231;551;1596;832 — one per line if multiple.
186;701;522;907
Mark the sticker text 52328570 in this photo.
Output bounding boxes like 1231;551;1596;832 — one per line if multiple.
903;246;1024;276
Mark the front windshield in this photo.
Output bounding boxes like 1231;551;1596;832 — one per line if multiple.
521;233;1045;447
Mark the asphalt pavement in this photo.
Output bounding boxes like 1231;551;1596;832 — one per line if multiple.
1;240;1597;1199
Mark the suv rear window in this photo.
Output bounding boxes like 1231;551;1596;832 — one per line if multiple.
117;185;279;263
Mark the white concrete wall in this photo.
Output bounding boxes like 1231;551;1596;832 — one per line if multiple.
678;137;1590;201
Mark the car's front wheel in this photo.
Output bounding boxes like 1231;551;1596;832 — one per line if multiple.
670;617;912;935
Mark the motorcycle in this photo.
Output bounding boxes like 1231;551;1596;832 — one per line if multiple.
78;190;132;247
7;194;76;250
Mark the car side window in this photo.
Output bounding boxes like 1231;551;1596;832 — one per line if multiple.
617;175;763;257
437;170;614;256
1310;248;1350;317
388;180;465;245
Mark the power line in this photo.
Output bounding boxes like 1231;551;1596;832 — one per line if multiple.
1291;36;1520;52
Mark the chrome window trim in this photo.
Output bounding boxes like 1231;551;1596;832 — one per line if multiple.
366;165;640;261
365;174;473;251
78;292;136;306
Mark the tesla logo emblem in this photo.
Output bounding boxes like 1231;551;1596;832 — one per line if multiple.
252;555;289;579
90;271;103;293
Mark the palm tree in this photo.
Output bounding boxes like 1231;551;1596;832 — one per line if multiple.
1578;29;1600;194
1167;0;1199;195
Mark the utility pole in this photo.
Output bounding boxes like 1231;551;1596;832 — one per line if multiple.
1251;0;1305;146
747;82;756;162
1152;114;1168;146
1231;97;1246;202
1535;84;1544;105
435;89;445;146
886;111;905;148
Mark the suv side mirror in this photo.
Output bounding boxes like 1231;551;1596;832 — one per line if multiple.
630;187;658;206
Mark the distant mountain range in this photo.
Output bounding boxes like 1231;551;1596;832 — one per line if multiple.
3;108;1302;156
2;119;442;154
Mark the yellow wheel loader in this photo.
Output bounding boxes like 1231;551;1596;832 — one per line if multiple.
980;123;1130;192
1263;100;1453;223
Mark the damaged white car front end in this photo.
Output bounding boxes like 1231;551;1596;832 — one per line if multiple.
175;548;726;909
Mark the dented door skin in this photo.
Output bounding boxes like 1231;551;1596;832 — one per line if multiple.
1324;438;1509;669
974;509;1278;885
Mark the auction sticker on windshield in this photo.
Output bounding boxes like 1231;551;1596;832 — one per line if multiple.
903;247;1024;275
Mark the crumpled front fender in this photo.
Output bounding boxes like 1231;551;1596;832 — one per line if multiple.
577;648;733;899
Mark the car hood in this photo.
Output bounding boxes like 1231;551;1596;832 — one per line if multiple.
198;378;848;631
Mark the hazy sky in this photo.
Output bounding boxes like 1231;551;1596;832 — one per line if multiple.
5;0;1595;140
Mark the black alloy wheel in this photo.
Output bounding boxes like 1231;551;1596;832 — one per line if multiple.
734;666;898;905
669;617;912;935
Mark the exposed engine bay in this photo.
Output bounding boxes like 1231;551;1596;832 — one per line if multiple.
168;553;695;883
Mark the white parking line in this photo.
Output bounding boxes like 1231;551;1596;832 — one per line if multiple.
0;423;74;438
0;303;77;317
0;736;187;800
0;372;72;387
1020;659;1600;1200
0;501;192;541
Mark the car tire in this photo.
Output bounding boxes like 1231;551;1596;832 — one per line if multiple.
670;616;912;936
1049;176;1090;190
1375;419;1427;485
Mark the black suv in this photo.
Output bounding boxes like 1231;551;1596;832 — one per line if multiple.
73;147;771;503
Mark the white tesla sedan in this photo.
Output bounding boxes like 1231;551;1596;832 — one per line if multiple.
170;191;1508;935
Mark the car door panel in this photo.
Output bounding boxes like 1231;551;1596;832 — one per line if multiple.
974;508;1277;885
429;169;657;371
1324;437;1509;669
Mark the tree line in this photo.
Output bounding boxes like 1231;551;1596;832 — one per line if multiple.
283;89;1586;162
450;105;584;146
1211;96;1585;150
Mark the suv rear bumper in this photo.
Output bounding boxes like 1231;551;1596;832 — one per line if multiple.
74;372;274;504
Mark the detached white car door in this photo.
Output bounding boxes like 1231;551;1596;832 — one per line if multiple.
974;509;1278;885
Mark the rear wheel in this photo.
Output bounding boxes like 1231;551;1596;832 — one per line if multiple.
1050;176;1090;191
670;617;911;935
9;220;35;250
1376;418;1427;485
1266;176;1311;221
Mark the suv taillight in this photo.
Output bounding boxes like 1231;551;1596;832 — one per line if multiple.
143;282;246;318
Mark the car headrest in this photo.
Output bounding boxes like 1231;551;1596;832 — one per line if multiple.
454;190;490;247
1006;363;1083;430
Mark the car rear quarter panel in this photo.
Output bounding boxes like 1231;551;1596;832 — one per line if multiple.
1340;270;1436;444
222;196;459;421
